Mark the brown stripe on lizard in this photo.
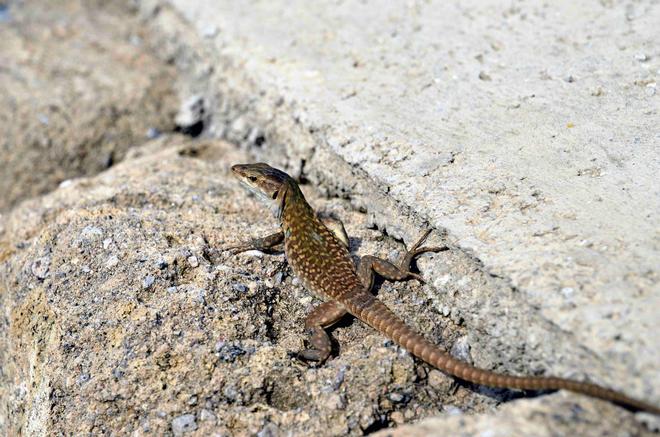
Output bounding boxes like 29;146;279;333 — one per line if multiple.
228;162;659;415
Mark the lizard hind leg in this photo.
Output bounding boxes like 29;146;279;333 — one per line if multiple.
295;301;347;364
358;229;448;289
224;231;285;255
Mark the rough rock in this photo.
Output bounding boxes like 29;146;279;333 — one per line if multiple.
0;136;489;435
0;0;177;211
1;0;659;436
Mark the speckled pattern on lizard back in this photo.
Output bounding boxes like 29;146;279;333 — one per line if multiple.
229;162;659;415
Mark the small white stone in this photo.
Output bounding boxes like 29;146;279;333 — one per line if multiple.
105;255;119;269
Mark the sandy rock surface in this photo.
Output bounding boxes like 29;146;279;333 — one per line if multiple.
3;136;655;435
0;136;491;435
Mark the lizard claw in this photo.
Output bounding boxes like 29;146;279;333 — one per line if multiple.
408;272;426;283
409;245;448;258
287;350;327;367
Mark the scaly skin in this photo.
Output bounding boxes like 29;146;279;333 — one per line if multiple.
230;162;659;415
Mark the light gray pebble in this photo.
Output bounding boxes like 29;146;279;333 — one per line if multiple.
146;127;161;139
232;283;247;293
200;409;216;422
187;256;199;268
31;256;50;279
171;414;197;435
106;255;119;269
143;275;155;289
80;225;103;241
257;423;278;437
242;250;263;258
450;336;472;363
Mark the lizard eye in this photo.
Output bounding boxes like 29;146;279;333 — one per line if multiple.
271;190;279;199
248;176;257;182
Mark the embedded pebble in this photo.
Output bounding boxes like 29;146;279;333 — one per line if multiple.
31;256;51;279
387;392;406;403
80;225;103;241
450;336;472;363
232;283;247;293
242;250;263;258
105;255;119;269
171;414;197;435
175;95;205;128
142;275;155;289
187;255;199;268
200;409;216;422
215;341;246;362
146;127;161;139
428;369;454;393
332;365;347;390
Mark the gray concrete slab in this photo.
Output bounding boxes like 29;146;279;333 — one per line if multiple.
139;0;660;427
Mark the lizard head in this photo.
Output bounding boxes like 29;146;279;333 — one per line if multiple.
231;163;294;217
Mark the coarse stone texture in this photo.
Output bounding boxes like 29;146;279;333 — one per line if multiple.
0;136;494;436
0;0;178;211
135;0;660;418
1;1;659;436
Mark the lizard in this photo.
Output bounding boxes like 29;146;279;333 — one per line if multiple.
228;162;660;415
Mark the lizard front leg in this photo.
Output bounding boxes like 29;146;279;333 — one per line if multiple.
225;231;284;255
226;217;346;256
358;229;447;289
296;301;347;363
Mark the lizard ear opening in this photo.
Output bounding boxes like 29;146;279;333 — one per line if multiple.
272;190;279;200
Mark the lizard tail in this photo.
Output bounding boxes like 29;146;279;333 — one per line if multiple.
344;294;660;415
